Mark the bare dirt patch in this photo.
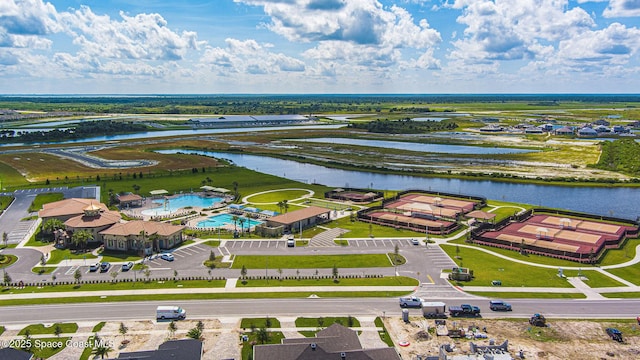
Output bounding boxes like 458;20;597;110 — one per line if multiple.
385;317;640;360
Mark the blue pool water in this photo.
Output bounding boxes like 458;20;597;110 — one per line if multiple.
142;194;224;216
197;213;263;228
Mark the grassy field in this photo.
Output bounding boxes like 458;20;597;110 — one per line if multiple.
244;189;312;203
241;330;284;360
562;270;627;288
240;317;282;329
448;239;599;268
440;244;575;288
0;159;30;188
28;192;64;212
599;238;640;266
606;262;640;286
0;279;227;294
47;249;98;264
0;254;18;268
98;250;143;263
295;316;361;328
231;254;395;269
236;276;418;287
0;290;411;306
302;216;425;238
19;322;78;335
467;291;585;299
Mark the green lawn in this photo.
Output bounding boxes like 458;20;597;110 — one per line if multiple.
0;254;18;268
231;254;394;269
203;240;220;247
599;238;640;266
0;195;14;211
302;216;425;238
0;279;226;294
98;250;142;263
240;317;282;329
236;276;418;287
602;292;640;298
0;291;411;306
295;316;361;328
28;192;64;212
467;291;585;299
440;244;575;288
375;317;394;347
31;266;56;275
19;322;78;335
447;240;594;268
562;270;626;288
47;249;98;264
296;198;354;211
245;189;312;203
606;262;640;286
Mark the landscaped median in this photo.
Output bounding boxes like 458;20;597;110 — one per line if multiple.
230;254;404;269
0;276;417;305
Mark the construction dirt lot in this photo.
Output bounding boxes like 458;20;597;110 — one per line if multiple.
385;316;640;360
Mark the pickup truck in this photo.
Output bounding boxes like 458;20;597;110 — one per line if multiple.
399;296;423;308
449;304;481;317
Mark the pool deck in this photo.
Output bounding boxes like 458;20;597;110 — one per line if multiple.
120;192;230;221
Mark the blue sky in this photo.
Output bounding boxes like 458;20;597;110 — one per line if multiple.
1;0;640;94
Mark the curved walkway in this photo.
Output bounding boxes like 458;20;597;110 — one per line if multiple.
241;188;315;205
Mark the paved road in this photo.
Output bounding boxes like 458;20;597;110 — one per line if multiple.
1;298;639;325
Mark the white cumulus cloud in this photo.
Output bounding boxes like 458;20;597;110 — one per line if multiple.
603;0;640;17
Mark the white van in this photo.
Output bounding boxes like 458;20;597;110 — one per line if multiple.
156;306;186;320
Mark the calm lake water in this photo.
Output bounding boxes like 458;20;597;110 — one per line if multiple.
291;137;536;154
156;149;640;219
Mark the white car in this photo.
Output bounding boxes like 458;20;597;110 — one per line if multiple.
160;253;174;261
121;261;134;271
89;262;100;272
411;239;420;245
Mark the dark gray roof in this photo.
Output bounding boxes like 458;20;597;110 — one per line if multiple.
0;347;34;360
116;339;202;360
254;323;401;360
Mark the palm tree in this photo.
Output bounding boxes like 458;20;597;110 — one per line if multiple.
238;218;246;235
71;229;93;252
91;344;113;359
231;215;239;232
283;200;289;213
2;232;8;248
276;201;285;214
132;184;141;194
232;181;239;200
43;218;64;234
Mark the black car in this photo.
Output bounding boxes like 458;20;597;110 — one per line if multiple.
99;262;111;272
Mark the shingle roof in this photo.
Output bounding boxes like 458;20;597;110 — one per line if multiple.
254;324;401;360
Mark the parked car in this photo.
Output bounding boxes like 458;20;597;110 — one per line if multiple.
99;262;111;272
287;239;295;247
160;253;174;261
489;300;512;311
121;261;134;271
89;262;100;272
411;239;420;245
606;328;623;342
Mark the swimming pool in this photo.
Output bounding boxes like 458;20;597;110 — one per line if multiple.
197;213;263;228
141;194;224;216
